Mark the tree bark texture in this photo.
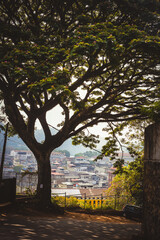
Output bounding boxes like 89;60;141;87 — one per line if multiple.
36;152;52;207
0;123;9;184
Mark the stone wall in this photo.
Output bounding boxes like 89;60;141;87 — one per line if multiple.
143;123;160;240
0;178;16;204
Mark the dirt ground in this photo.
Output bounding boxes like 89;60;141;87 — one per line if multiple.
0;203;142;240
64;210;139;223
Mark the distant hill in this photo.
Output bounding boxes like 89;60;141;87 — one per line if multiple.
0;129;92;155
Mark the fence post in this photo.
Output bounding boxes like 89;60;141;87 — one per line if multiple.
0;122;9;183
21;174;22;193
84;193;86;209
16;173;17;193
101;194;103;210
65;192;66;208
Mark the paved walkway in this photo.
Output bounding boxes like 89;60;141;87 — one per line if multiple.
0;213;141;240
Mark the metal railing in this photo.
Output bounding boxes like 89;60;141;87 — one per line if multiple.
3;171;135;210
3;171;37;194
52;192;134;210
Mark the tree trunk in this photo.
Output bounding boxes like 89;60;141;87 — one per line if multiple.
0;123;9;184
36;153;52;207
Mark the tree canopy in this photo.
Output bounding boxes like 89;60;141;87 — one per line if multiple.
0;0;160;205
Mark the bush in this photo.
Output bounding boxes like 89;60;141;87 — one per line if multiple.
51;196;80;208
67;196;79;208
51;196;134;211
25;187;36;197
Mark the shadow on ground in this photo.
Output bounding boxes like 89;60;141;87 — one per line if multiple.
0;213;141;240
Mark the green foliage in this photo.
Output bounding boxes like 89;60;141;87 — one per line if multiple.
67;196;79;208
0;121;17;137
84;151;99;158
25;187;37;197
102;121;145;206
75;151;99;157
13;165;23;173
72;132;100;149
51;196;64;206
55;149;70;157
106;158;143;206
0;0;160;204
0;1;159;149
51;195;130;211
97;119;150;173
141;100;160;122
52;196;80;208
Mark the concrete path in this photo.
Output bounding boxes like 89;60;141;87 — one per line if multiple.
0;213;141;240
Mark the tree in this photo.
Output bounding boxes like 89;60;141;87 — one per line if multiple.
106;158;143;208
106;119;148;206
83;151;99;158
0;122;8;183
0;121;18;182
75;151;98;158
56;149;70;157
97;118;151;172
0;0;160;206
